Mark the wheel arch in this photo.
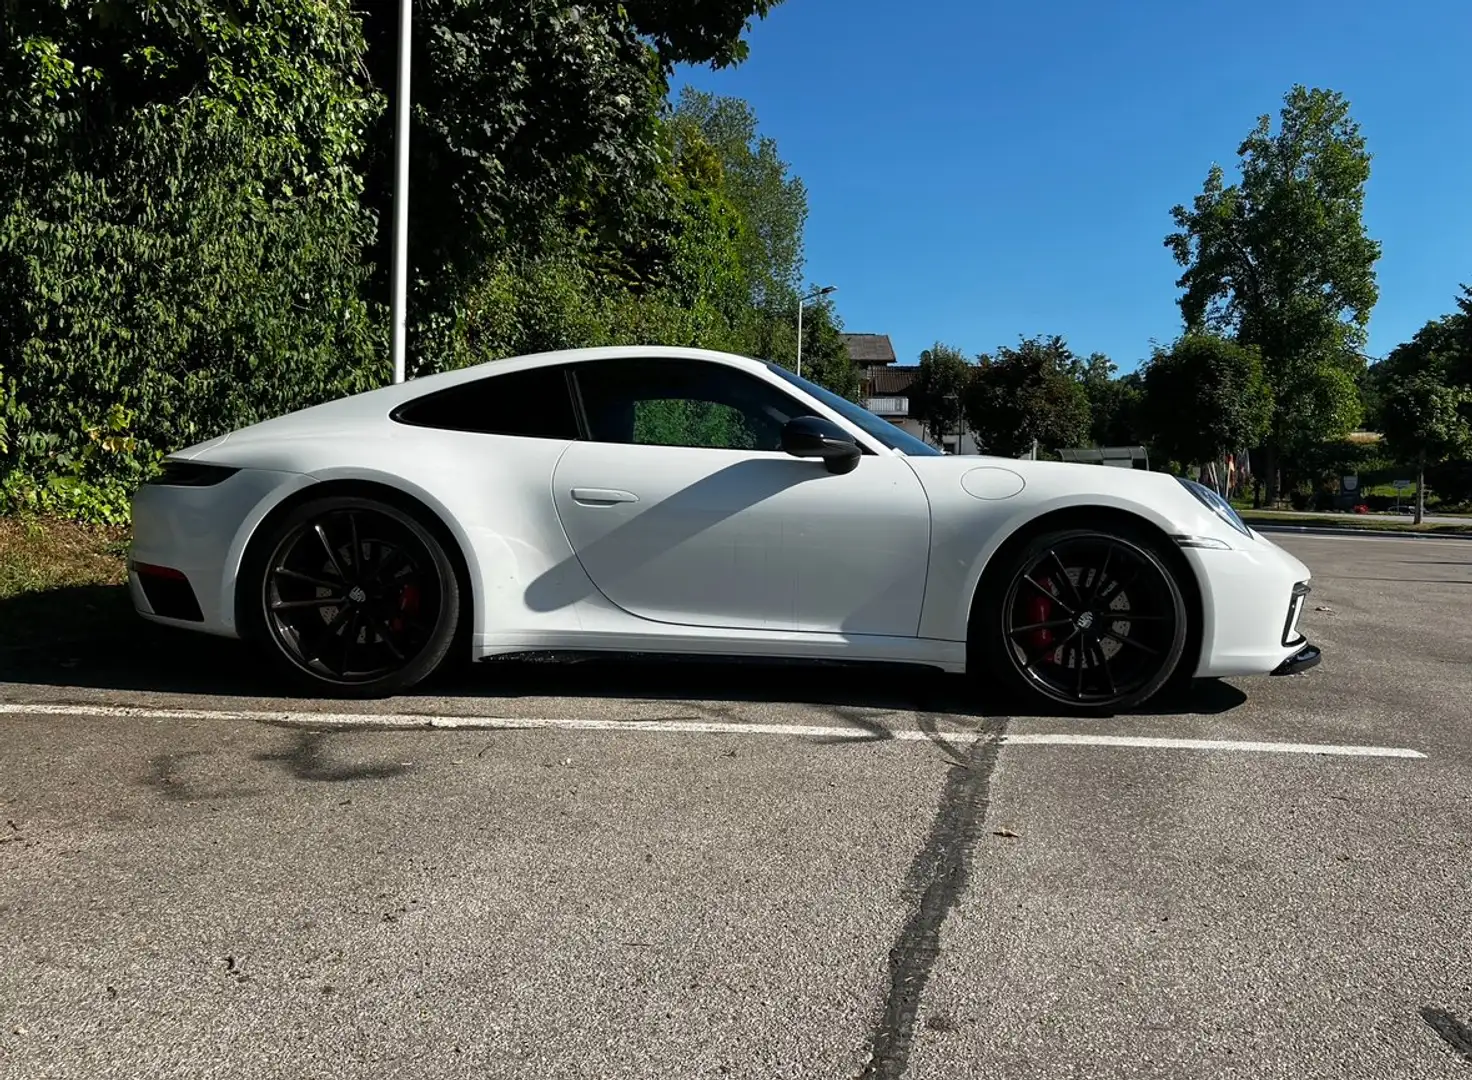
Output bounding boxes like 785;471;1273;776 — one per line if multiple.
963;503;1204;680
231;475;478;653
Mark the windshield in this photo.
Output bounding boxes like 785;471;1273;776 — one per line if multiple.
766;363;944;457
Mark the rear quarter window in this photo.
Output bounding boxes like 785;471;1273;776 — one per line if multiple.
390;365;579;439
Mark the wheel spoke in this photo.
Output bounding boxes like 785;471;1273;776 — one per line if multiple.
1008;617;1074;636
271;596;346;611
1093;640;1117;696
313;524;348;581
1104;629;1160;656
339;610;362;673
1073;641;1086;698
1022;574;1074;615
1086;546;1114;604
1018;625;1080;668
1105;613;1172;623
366;613;405;661
1047;550;1086;608
348;513;361;577
370;543;411;586
273;567;340;591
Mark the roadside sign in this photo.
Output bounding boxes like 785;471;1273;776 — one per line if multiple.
1393;479;1412;490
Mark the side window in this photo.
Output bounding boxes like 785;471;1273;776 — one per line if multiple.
391;364;579;439
572;358;805;451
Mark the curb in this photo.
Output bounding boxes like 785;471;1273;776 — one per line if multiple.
1251;524;1472;542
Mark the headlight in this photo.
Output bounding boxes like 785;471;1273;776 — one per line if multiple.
1176;477;1252;537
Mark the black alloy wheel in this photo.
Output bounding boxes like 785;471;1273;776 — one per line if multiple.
989;527;1188;712
245;496;461;697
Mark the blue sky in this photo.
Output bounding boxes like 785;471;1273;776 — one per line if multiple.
670;0;1472;374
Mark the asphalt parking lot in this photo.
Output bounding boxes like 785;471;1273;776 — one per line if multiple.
2;533;1471;1079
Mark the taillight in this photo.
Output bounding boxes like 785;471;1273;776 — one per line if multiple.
148;461;240;487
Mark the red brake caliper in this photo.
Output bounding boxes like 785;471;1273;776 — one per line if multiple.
392;584;420;633
1027;577;1057;661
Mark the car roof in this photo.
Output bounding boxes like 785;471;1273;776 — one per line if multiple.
241;346;778;434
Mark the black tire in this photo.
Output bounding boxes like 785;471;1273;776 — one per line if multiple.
239;494;461;698
975;525;1189;714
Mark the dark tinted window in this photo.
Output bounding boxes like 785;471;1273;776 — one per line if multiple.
391;365;579;439
572;357;806;451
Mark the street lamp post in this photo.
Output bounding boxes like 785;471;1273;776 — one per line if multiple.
390;0;413;384
795;285;836;378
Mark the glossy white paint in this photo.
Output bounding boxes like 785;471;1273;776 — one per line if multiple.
551;440;930;634
129;345;1316;686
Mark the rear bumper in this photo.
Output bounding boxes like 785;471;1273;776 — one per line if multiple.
128;466;313;637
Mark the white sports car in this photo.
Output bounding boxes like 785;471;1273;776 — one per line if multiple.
128;345;1320;711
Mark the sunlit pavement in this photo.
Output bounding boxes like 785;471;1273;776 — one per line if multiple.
2;534;1470;1079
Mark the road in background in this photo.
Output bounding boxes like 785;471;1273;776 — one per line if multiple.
2;534;1470;1079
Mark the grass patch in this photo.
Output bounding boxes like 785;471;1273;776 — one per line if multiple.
0;517;135;649
1239;510;1472;535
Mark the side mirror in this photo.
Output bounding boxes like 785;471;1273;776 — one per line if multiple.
781;415;861;474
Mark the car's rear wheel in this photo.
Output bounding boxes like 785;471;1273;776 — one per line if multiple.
241;495;461;698
979;526;1189;713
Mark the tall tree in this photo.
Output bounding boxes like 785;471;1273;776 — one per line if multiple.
1138;334;1273;493
912;343;972;447
1379;375;1472;524
964;336;1090;458
670;87;808;309
355;1;783;363
1165;85;1380;503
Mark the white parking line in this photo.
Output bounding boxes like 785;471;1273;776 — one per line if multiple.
0;702;1427;758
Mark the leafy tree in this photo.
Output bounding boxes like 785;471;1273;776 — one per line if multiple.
1;2;383;517
1165;85;1381;502
670;87;807;309
1366;287;1472;428
912;343;972;447
964;336;1090;457
355;1;783;368
1380;375;1472;523
1139;334;1273;493
1087;371;1144;447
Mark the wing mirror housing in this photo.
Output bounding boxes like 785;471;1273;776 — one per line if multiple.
781;415;861;474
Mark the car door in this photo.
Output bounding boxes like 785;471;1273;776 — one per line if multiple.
550;355;932;636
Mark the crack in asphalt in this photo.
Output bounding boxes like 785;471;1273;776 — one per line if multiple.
1421;1006;1472;1064
858;715;1008;1079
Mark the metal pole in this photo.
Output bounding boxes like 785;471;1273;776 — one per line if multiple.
795;297;803;379
390;0;412;384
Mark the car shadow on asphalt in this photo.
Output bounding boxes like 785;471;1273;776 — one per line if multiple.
0;596;1248;719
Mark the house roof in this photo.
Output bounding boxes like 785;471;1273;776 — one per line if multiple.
867;365;919;395
841;333;897;365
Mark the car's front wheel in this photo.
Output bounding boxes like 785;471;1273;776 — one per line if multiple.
241;494;461;698
978;525;1190;714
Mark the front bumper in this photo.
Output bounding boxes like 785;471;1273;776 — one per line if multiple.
1181;538;1322;678
1272;642;1322;676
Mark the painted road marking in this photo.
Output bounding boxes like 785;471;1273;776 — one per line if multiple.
0;702;1427;758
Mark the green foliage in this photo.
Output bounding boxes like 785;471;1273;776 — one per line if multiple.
912;343;972;443
964;336;1091;457
670;87;807;308
0;2;815;522
1380;376;1472;468
1139;334;1273;475
1165;85;1381;494
1;1;384;522
355;2;783;372
1085;371;1144;447
1379;375;1472;522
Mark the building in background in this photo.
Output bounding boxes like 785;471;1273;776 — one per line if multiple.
841;333;978;454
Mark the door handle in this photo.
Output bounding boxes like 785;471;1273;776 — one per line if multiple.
570;487;639;506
